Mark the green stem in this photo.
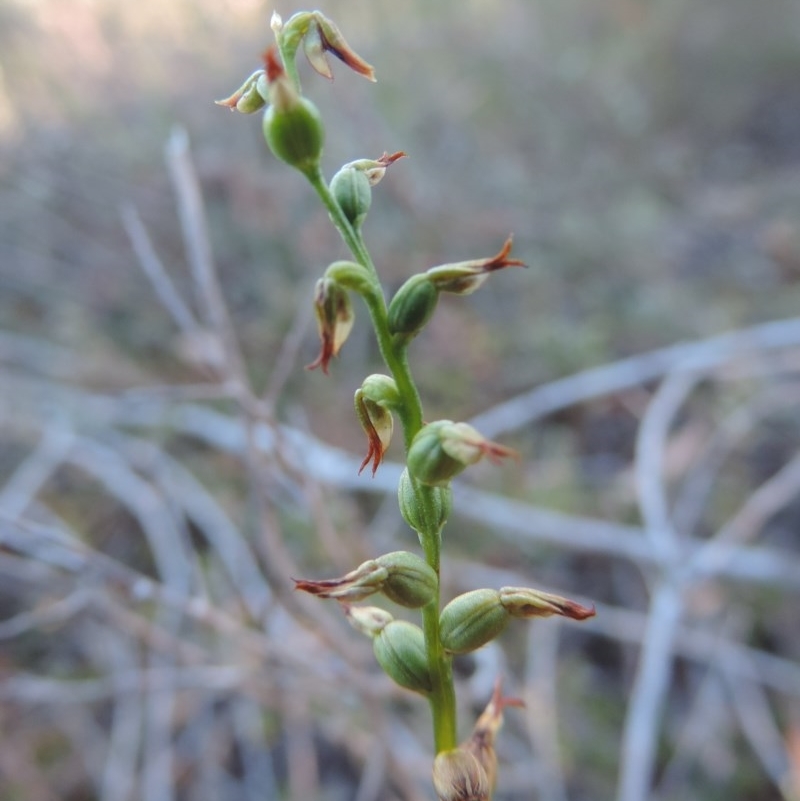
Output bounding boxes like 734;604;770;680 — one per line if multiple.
307;163;457;753
306;167;423;441
276;34;302;92
423;600;457;752
418;483;457;752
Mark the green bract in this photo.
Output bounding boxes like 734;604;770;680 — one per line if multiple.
397;467;452;534
438;589;510;655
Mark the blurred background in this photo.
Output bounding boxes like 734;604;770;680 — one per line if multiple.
1;0;800;799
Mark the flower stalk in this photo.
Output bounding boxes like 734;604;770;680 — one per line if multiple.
219;11;596;796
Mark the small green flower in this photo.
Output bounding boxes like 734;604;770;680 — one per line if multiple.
294;550;437;608
407;421;518;487
272;10;376;82
439;587;595;654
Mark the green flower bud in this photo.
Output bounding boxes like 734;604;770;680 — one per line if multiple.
407;421;518;487
328;152;406;230
373;620;432;694
407;421;468;487
263;97;325;176
387;274;439;340
261;48;325;177
376;551;438;608
342;151;406;186
438;589;509;655
330;166;372;229
432;748;490;801
397;467;452;534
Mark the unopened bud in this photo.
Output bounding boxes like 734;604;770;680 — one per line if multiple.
407;421;518;487
261;48;325;177
378;551;438;608
432;748;490;801
342;150;407;184
438;589;509;655
330;166;372;229
355;374;400;475
373;620;432;694
397;467;452;535
427;236;526;295
294;550;436;608
330;152;406;230
307;277;354;374
387;274;439;340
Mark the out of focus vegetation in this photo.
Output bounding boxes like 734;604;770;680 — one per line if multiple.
4;0;800;408
1;0;800;799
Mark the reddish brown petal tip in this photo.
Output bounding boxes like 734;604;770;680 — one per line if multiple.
263;46;285;82
563;601;596;621
486;236;527;272
377;151;407;166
